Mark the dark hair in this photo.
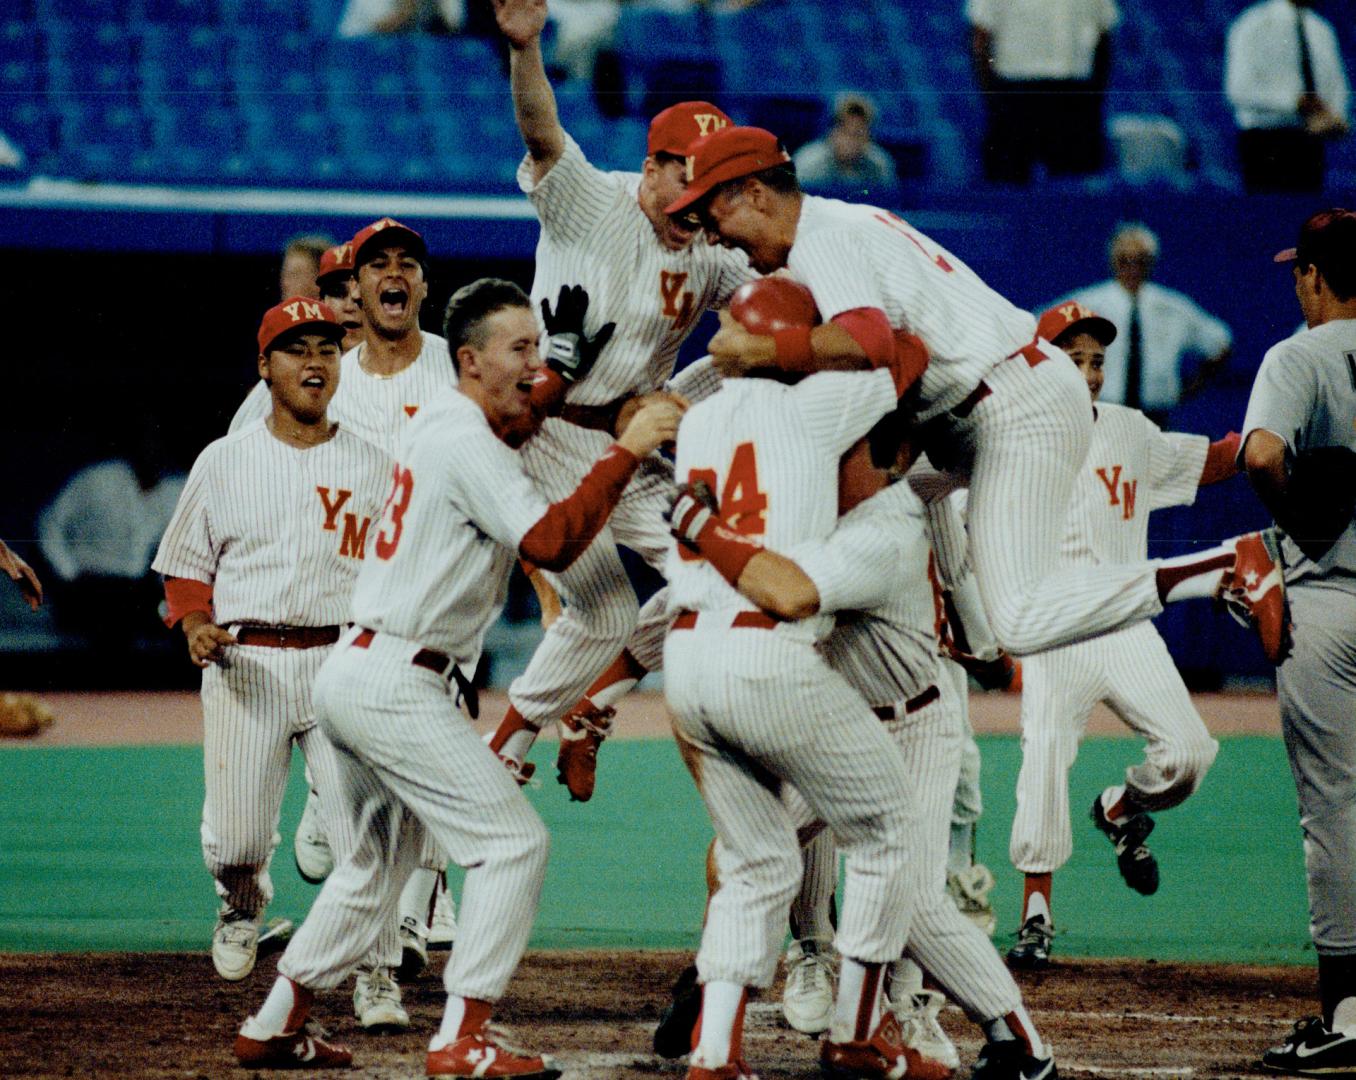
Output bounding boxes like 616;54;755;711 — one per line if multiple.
442;278;532;372
651;150;686;168
699;160;800;227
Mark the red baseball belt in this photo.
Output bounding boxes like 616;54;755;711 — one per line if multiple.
351;628;480;718
871;684;940;721
233;625;342;649
950;335;1050;419
671;610;780;631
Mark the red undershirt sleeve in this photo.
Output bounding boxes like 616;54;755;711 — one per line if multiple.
163;577;213;629
518;444;640;572
1200;431;1242;486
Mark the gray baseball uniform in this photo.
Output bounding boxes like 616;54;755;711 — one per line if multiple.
1242;318;1356;955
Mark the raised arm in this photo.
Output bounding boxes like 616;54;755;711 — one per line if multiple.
494;0;566;183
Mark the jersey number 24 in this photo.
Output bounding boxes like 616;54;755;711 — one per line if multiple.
680;442;766;562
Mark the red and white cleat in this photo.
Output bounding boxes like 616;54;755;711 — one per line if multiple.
685;1060;761;1079
555;702;615;802
1220;530;1290;663
820;1011;954;1080
426;1027;561;1078
234;1022;353;1070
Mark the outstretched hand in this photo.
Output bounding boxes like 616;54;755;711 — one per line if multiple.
0;539;41;611
493;0;549;49
541;284;617;384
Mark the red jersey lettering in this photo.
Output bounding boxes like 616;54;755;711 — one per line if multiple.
317;487;353;531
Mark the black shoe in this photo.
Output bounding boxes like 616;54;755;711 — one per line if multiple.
971;1039;1058;1080
1005;915;1052;971
1090;795;1159;896
1262;1016;1356;1076
653;963;700;1059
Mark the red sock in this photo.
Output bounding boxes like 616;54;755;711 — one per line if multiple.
487;704;539;754
1022;873;1052;923
584;649;646;700
284;980;312;1033
458;998;493;1038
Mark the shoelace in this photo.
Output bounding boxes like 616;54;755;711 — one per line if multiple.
220;922;256;948
789;953;834;997
362;972;401;1005
564;705;616;740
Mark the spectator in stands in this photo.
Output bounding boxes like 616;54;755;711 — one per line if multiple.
1225;0;1350;193
792;92;899;194
337;0;467;36
37;429;185;644
967;0;1119;184
278;234;333;300
1063;223;1232;427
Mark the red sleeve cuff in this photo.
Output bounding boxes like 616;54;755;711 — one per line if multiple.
163;577;213;628
1201;431;1242;486
831;308;895;368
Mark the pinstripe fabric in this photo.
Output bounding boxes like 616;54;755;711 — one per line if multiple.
228;333;456;451
923;492;971;591
153;424;392;626
518;137;756;405
787;198;1036;423
667;628;918;988
279;632;549;998
667;355;724;406
1009;402;1219;872
946;659;984;829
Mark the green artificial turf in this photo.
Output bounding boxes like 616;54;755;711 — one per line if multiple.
0;734;1314;963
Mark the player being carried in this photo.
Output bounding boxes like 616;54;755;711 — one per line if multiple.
484;0;762;797
667;123;1287;666
1004;301;1239;971
230;278;683;1076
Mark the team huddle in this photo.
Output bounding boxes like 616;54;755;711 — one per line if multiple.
143;1;1356;1078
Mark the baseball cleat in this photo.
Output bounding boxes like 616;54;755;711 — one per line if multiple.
428;879;457;951
555;701;616;802
257;917;294;958
293;788;334;884
946;864;998;936
212;908;259;982
398;914;429;981
1005;916;1053;971
781;938;835;1035
1090;795;1159;895
498;754;537;786
426;1027;561;1078
885;989;960;1072
970;1039;1057;1080
1261;1016;1356;1077
654;963;702;1059
1219;529;1290;664
820;1010;954;1079
234;1021;353;1069
353;968;410;1031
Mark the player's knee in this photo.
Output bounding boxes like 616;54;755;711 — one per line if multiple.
764;848;806;911
500;815;551;874
570;594;640;645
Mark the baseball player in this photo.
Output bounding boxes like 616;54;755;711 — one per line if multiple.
1004;301;1238;970
1240;209;1356;1077
0;537;42;611
231;277;682;1076
484;0;761;791
152;300;398;1014
672;460;1054;1080
292;240;363;887
659;352;966;1080
232;218;458;1014
668;123;1287;668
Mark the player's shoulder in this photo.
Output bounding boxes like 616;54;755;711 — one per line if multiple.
331;424;392;462
796;194;878;238
189;423;264;474
1093;401;1155;439
845;478;925;527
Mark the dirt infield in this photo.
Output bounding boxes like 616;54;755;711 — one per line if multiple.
5;688;1280;746
0;949;1310;1078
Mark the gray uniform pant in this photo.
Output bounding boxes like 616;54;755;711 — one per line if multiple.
1278;585;1356;956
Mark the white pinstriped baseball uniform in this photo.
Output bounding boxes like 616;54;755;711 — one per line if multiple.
277;388;565;1000
152;420;392;921
1010;404;1219;873
229;332;455;454
665;367;924;989
786;197;1166;656
510;135;757;724
775;483;1026;1023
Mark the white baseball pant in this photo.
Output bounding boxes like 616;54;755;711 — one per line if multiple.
1009;620;1219;873
278;630;549;1001
511;424;674;723
665;622;919;989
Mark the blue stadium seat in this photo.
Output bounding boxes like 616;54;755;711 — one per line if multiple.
227;26;314;98
0;20;43;94
54;141;145;182
139;0;220;24
406;35;503;99
4;96;55;160
45;21;136;96
146;102;239;155
37;0;136;23
138;24;228;96
218;0;307;31
55;98;146;152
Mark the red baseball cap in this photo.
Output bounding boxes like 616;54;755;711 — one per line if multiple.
1274;207;1356;269
257;297;345;355
648;101;732;157
1037;301;1118;347
315;241;355;291
664;126;791;215
350;217;429;268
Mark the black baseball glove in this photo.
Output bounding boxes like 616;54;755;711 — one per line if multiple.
541;284;616;384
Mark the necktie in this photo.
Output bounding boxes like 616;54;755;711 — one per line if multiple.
1124;297;1143;410
1297;7;1317;96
